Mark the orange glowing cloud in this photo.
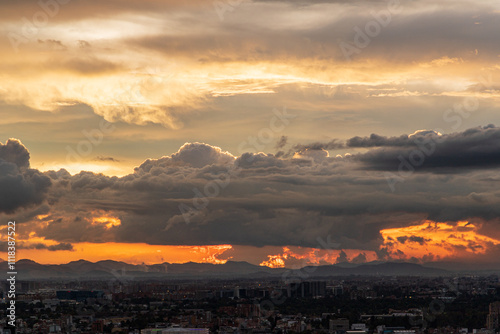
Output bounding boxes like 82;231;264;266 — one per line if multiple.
92;216;122;229
380;220;500;262
259;246;378;268
189;245;233;264
260;255;286;268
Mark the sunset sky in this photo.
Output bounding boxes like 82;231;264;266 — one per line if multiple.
1;0;500;269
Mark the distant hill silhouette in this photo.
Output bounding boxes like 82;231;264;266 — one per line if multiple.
3;259;451;280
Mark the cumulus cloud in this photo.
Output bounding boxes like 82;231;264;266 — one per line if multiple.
0;139;51;213
136;142;235;172
22;128;499;255
4;124;500;265
0;139;30;169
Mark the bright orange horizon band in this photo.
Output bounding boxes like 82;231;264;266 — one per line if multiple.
2;220;498;267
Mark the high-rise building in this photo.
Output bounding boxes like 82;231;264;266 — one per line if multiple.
288;281;327;298
487;301;500;330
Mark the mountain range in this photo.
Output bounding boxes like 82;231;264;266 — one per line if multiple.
0;259;453;280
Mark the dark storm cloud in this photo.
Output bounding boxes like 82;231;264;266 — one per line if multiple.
287;125;500;172
5;128;500;258
354;124;500;171
0;139;51;213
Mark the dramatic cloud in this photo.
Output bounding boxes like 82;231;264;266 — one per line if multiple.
354;124;500;171
137;142;235;171
1;0;499;131
347;130;442;148
380;221;500;262
1;126;500;266
0;139;51;213
258;246;375;268
0;139;30;169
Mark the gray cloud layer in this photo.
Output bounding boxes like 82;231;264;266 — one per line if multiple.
3;125;500;260
353;124;500;171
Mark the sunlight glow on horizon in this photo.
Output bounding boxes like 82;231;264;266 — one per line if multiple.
0;242;234;266
380;220;500;262
259;246;378;268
